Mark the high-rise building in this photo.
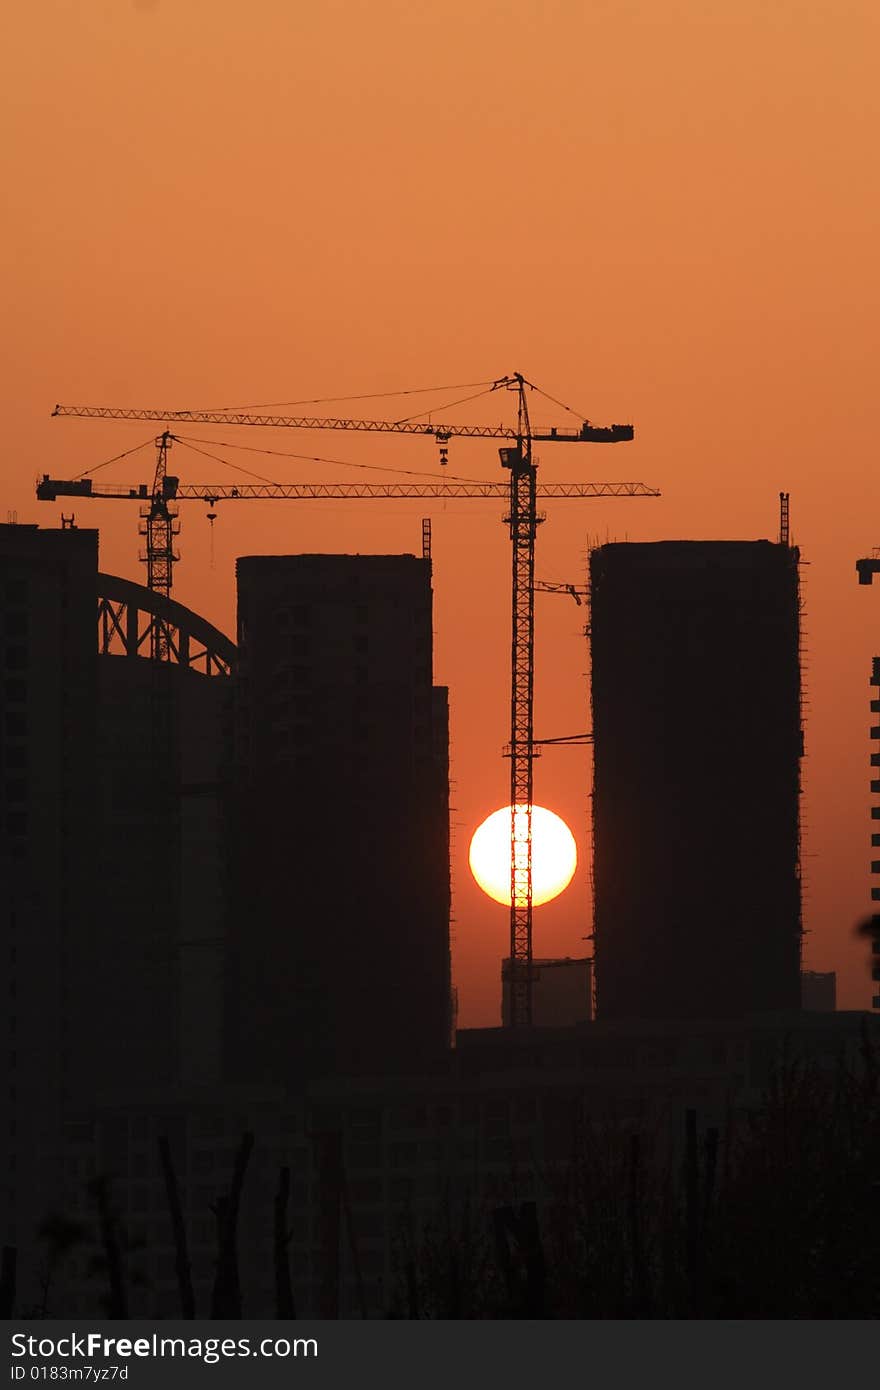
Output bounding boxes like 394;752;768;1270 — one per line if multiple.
868;655;880;1010
87;603;232;1091
0;523;98;1268
0;523;234;1300
226;553;451;1085
590;540;803;1021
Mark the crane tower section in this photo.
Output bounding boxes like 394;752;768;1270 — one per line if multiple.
138;431;180;661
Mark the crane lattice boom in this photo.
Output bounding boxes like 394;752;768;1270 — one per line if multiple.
52;401;633;445
38;477;656;503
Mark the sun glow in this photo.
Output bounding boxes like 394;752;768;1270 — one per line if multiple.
468;805;578;907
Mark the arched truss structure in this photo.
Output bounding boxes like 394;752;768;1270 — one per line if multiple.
96;573;236;676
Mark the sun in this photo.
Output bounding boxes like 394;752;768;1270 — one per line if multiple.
468;805;578;907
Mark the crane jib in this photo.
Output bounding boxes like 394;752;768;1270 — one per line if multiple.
37;475;659;502
51;404;634;443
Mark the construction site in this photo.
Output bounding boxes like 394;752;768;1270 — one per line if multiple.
2;376;878;1318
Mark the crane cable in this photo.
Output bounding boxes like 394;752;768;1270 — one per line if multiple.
58;377;591;486
391;384;503;427
188;379;497;414
71;437;156;480
172;434;495;485
171;439;283;485
530;383;590;422
52;430;496;491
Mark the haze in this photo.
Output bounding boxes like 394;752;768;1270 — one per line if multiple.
3;1;878;1020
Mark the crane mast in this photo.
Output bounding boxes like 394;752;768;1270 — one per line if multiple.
139;430;180;660
500;376;538;1026
46;373;641;1028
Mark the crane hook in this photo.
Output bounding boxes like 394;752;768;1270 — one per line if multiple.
205;498;218;569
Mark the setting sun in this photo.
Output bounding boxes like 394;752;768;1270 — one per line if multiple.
468;805;577;908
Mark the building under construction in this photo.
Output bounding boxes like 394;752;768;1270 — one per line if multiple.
0;522;233;1292
589;540;803;1020
225;552;452;1085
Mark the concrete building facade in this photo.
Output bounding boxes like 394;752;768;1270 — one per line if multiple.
0;523;233;1302
0;523;98;1276
869;655;880;1009
226;553;451;1087
589;540;803;1021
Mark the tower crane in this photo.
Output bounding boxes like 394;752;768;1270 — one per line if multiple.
140;430;179;660
44;372;652;1026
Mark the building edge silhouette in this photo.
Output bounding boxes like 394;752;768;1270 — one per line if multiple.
4;522;880;1317
590;540;803;1020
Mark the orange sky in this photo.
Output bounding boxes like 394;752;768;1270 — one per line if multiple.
3;1;879;1022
